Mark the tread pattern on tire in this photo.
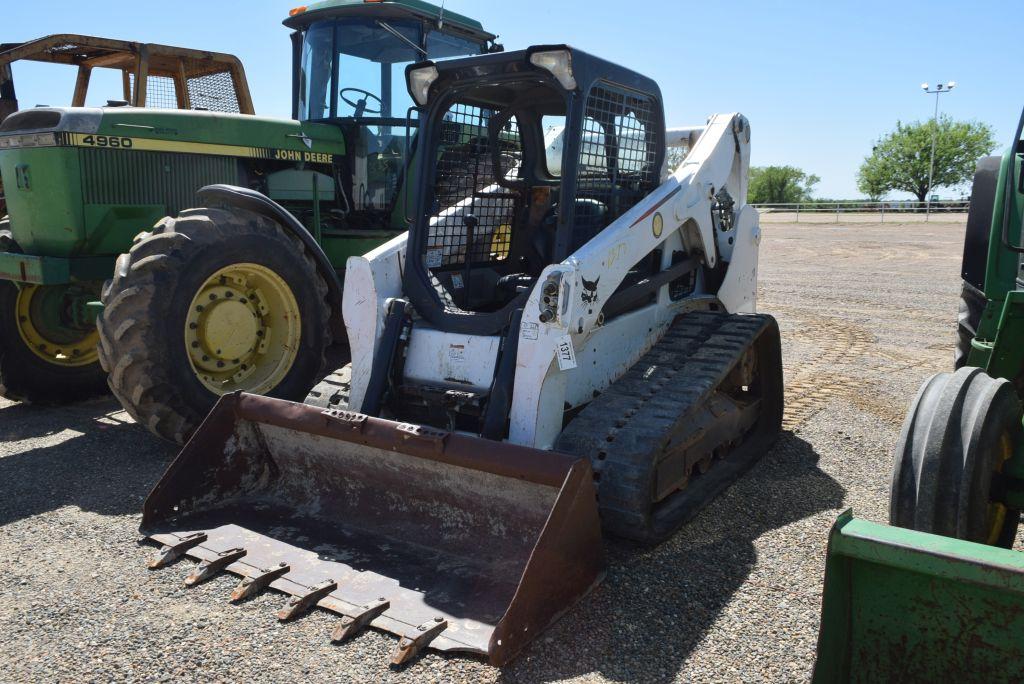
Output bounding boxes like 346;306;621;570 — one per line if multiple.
97;207;331;443
556;311;782;543
304;364;352;410
891;367;1021;547
955;280;986;370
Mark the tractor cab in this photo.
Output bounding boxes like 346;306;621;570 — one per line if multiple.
285;0;498;231
0;34;254;119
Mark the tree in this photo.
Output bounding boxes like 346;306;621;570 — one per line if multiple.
858;116;996;202
857;161;890;201
747;166;820;204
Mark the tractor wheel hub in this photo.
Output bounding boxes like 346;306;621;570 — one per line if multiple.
184;264;300;395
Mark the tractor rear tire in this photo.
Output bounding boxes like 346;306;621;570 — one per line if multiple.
0;220;107;403
891;367;1021;548
954;280;985;369
304;364;352;410
97;207;331;444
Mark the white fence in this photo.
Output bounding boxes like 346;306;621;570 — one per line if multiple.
752;201;969;223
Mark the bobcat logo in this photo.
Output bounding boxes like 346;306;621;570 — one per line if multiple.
581;276;600;305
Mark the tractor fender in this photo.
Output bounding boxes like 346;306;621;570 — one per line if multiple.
195;184;345;339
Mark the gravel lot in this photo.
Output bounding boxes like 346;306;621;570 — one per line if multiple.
2;219;1013;683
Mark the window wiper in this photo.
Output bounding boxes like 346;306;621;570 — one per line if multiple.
376;20;427;57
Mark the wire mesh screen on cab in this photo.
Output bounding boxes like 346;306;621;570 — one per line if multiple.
129;62;241;113
426;103;523;272
185;64;241;113
573;84;659;249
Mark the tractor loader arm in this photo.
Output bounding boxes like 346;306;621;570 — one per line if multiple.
509;113;759;447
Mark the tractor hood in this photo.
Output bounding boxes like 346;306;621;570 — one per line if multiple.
0;107;346;158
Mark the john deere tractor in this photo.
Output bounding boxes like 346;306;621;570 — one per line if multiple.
0;2;497;442
812;108;1024;681
0;33;255;401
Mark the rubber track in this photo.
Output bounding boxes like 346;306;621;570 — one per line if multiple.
556;311;777;542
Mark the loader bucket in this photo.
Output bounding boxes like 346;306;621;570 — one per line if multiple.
812;510;1024;683
140;393;604;666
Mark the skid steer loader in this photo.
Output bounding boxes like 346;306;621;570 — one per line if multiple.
812;107;1024;682
141;46;784;665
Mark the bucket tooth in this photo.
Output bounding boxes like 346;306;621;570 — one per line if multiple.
230;562;290;602
184;547;246;587
277;579;338;621
147;532;208;569
330;599;390;643
391;618;448;666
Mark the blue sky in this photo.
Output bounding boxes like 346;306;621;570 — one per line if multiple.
6;0;1024;198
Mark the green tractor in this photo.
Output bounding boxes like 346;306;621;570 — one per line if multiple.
0;33;256;401
812;108;1024;681
0;1;497;442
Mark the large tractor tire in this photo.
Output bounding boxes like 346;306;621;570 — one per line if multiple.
0;220;107;403
891;367;1021;548
954;281;986;369
97;207;331;443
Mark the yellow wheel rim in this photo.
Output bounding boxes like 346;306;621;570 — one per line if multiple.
184;263;301;395
984;432;1014;546
15;285;99;367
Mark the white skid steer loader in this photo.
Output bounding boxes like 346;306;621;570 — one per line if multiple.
140;45;784;666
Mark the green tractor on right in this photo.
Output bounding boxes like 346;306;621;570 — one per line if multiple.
813;109;1024;681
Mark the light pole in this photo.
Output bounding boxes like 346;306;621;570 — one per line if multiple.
921;80;956;221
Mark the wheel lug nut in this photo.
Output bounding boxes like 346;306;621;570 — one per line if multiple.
209;293;217;301
225;292;233;298
217;361;225;368
191;341;200;349
189;322;198;330
196;305;204;312
202;355;210;362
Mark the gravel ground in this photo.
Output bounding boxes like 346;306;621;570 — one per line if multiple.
2;219;1014;683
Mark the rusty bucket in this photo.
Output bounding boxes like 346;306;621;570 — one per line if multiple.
141;392;605;665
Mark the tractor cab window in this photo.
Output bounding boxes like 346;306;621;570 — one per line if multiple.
297;18;486;218
298;19;485;123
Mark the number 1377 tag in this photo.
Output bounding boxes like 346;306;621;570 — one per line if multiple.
555;334;578;371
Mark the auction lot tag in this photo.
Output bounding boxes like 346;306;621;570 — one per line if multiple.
555;334;578;371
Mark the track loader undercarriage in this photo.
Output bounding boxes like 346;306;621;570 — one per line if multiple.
142;45;783;664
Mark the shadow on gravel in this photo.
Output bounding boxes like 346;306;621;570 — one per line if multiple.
0;397;129;441
0;400;175;526
498;432;845;684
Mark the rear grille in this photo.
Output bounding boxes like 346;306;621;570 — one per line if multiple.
80;148;240;214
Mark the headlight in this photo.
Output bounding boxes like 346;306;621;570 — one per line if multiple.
529;50;577;91
408;65;440;107
0;132;57;149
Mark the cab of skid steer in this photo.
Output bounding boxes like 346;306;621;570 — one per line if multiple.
402;45;667;336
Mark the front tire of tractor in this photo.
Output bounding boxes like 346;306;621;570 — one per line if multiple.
891;367;1021;548
0;219;107;403
97;207;331;443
